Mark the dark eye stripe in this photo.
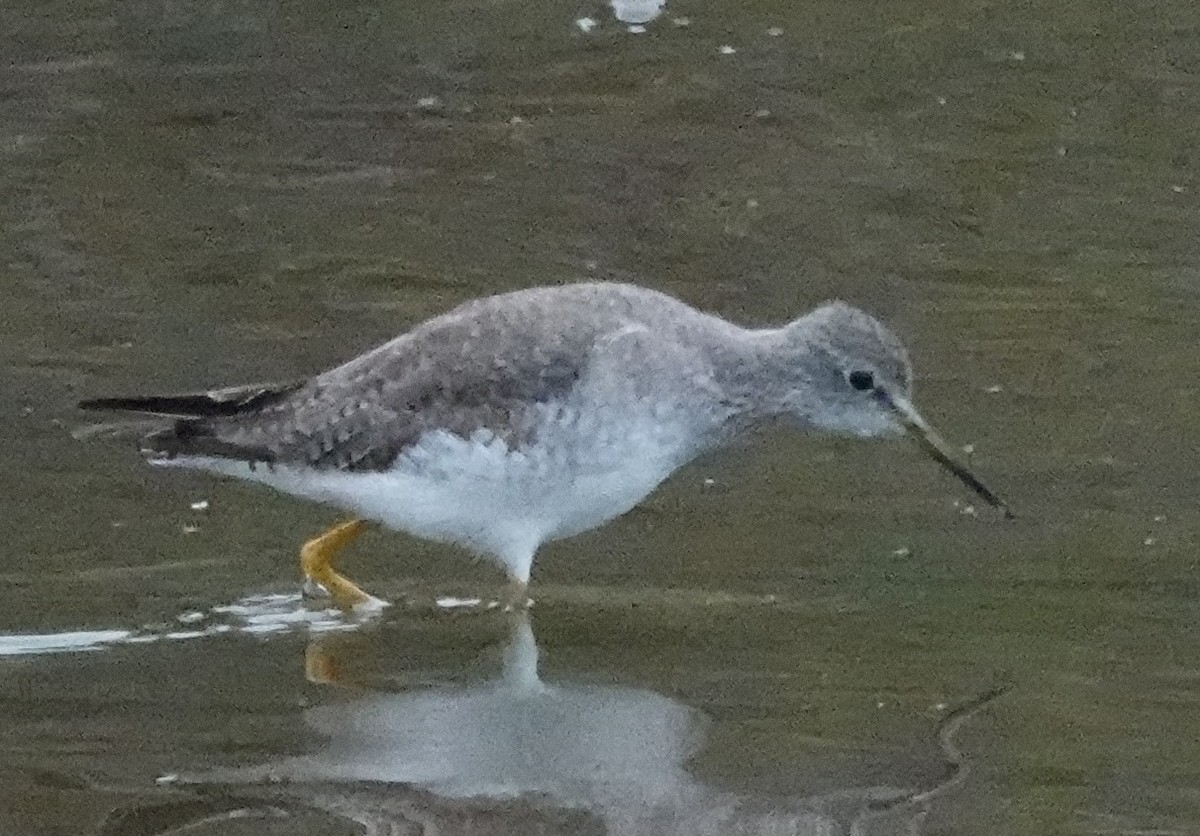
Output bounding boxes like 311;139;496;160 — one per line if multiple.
847;370;875;391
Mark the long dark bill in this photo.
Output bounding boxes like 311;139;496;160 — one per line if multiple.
884;393;1014;519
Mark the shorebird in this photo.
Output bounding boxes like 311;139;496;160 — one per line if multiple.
80;282;1010;612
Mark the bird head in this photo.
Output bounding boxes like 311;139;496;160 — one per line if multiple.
781;302;1012;517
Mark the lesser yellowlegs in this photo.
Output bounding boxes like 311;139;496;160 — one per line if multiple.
80;282;1010;611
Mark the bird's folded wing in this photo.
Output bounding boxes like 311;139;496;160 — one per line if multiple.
84;330;592;472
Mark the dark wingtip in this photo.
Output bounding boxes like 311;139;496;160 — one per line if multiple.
78;396;178;414
79;383;303;418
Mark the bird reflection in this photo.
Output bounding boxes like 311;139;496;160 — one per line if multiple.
296;613;705;813
104;613;1003;836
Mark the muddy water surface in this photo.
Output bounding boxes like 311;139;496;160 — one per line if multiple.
2;0;1200;833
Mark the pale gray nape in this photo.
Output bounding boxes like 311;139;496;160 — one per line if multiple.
145;282;912;471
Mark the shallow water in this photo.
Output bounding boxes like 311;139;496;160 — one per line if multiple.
2;0;1200;833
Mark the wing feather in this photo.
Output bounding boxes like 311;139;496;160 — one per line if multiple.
91;312;591;471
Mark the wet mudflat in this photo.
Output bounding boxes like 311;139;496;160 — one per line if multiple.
2;0;1199;833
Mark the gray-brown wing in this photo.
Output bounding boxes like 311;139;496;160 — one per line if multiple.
140;317;591;471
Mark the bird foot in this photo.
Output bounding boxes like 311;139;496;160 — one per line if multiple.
299;519;388;614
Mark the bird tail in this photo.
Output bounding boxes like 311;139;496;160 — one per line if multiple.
77;382;301;463
77;382;302;418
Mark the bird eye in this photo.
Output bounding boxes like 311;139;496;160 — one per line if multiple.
847;370;875;391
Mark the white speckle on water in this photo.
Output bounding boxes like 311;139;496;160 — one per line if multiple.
627;24;646;34
245;608;340;627
211;594;294;616
702;477;716;487
1171;184;1185;193
189;499;209;512
417;96;440;109
1008;50;1026;61
163;630;207;641
0;629;133;656
156;774;179;786
0;593;377;659
1153;515;1166;522
181;524;200;534
962;444;975;456
985;384;1003;394
436;596;485;610
242;621;290;634
718;45;737;55
937;96;947;105
1143;537;1156;546
575;17;597;33
892;547;911;558
671;16;690;26
766;26;784;36
209;593;368;632
754;108;771;118
935;702;948;711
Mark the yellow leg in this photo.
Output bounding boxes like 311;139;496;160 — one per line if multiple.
299;519;385;613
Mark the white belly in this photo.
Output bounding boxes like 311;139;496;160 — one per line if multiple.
158;422;690;576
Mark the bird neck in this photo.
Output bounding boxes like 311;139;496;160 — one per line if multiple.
710;322;816;429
